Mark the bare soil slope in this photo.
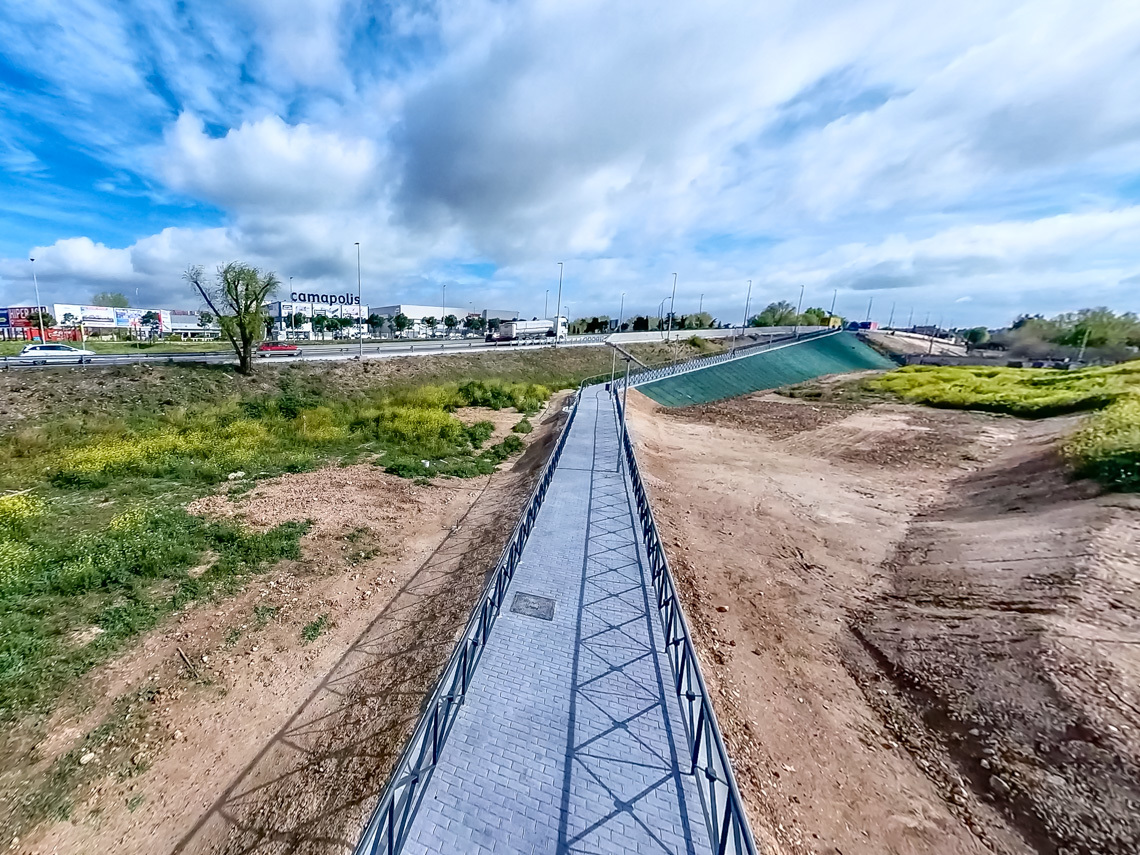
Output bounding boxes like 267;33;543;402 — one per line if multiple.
628;390;1139;855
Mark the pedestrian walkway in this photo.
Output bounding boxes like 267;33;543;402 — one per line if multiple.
400;386;712;854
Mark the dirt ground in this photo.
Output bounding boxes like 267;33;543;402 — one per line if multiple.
628;389;1140;855
4;394;570;855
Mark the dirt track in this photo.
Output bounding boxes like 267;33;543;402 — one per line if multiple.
8;395;568;855
629;390;1140;855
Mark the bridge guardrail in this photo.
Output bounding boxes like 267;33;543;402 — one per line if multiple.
613;387;758;855
352;383;584;855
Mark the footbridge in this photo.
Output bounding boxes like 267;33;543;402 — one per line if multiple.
353;383;754;855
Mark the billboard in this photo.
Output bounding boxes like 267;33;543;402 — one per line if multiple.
6;306;47;327
53;304;119;326
0;308;8;326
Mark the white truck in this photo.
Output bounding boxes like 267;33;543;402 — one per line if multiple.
488;317;568;344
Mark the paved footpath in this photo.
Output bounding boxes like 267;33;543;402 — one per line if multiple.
401;386;712;854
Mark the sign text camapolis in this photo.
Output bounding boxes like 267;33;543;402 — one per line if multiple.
289;291;360;305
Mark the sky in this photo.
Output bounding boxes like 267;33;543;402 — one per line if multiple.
1;0;1139;328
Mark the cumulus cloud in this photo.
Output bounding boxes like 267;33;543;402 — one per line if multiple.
1;0;1140;327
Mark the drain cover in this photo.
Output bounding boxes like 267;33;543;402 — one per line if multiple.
510;592;555;621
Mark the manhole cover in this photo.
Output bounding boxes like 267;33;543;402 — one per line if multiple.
510;592;555;621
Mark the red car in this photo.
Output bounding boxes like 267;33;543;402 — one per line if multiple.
256;342;301;356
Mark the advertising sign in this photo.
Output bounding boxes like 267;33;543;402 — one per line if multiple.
53;304;118;326
0;308;8;326
6;306;47;327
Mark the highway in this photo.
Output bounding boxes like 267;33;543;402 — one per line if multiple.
0;326;824;372
0;335;612;371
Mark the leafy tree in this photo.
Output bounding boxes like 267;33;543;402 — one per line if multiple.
751;301;798;327
61;312;80;328
632;315;650;332
964;327;990;347
393;313;411;336
140;310;163;336
185;262;279;374
92;291;129;307
798;307;828;326
421;316;437;335
286;312;307;329
444;314;459;333
198;311;215;328
311;315;329;339
25;311;55;331
367;313;386;335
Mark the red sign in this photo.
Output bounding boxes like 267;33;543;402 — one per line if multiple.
6;306;47;328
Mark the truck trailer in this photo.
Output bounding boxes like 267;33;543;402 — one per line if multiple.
487;317;568;344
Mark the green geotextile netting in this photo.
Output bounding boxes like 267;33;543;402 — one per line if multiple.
637;332;895;407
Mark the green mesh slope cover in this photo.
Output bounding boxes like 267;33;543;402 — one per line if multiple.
639;332;894;407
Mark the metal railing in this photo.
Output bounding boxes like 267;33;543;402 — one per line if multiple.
352;386;582;855
625;328;840;388
613;388;758;855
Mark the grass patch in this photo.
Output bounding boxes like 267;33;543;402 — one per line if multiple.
1064;395;1140;491
0;503;306;721
871;361;1140;491
869;362;1140;418
301;613;331;643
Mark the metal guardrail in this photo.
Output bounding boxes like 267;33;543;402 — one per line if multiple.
612;388;758;855
352;385;582;855
626;328;840;388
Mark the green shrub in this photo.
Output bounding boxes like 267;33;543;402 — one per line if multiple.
512;418;533;434
870;362;1140;417
465;421;496;448
1065;395;1140;491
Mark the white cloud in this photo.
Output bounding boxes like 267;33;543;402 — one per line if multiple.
2;0;1140;329
160;113;381;212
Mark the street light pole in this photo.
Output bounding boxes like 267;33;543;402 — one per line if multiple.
545;289;549;320
29;258;45;342
666;273;677;341
830;288;837;317
887;302;896;329
866;296;873;322
699;293;704;314
794;283;805;337
610;291;625;386
442;282;447;340
355;242;362;357
555;263;563;346
735;279;751;352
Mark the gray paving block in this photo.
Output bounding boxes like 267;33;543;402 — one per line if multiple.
400;388;711;855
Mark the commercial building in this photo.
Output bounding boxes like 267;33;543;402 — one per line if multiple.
370;305;519;338
264;298;368;340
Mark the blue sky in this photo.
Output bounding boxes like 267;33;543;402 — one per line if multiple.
1;0;1138;327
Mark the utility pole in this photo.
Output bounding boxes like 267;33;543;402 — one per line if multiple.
355;242;362;357
610;291;625;385
555;262;563;346
736;279;752;352
666;273;677;341
1077;327;1091;364
29;258;45;342
794;283;805;336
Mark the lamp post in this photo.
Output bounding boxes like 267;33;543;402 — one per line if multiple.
887;302;896;329
658;297;669;333
555;263;563;346
354;243;362;357
866;296;874;322
442;282;447;340
793;283;805;337
29;258;45;342
736;279;752;351
699;293;704;314
610;291;625;385
545;289;549;320
666;273;677;341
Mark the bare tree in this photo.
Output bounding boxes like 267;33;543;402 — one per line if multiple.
185;262;279;374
